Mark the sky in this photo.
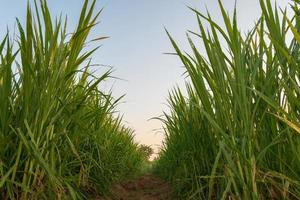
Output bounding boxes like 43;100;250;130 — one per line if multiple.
0;0;289;151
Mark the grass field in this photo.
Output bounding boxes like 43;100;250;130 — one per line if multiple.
0;0;145;199
155;0;300;199
1;0;300;199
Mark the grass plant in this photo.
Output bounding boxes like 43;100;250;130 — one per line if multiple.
155;0;300;199
0;0;143;199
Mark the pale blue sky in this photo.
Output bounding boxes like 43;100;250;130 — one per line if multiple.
0;0;289;149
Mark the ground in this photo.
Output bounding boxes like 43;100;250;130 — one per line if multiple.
96;174;173;200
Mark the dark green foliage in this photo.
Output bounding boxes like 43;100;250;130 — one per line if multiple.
138;145;154;161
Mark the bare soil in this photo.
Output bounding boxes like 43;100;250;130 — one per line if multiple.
96;175;173;200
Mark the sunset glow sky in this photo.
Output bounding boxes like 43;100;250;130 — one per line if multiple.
0;0;288;150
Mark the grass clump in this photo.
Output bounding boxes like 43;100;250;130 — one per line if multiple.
0;0;143;199
155;0;300;199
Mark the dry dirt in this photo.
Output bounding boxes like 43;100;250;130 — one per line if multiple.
95;174;173;200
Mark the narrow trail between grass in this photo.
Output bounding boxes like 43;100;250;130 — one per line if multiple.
97;174;173;200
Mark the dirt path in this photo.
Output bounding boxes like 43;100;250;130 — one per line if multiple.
97;174;173;200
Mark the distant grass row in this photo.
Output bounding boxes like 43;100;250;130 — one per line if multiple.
0;0;144;199
155;0;300;199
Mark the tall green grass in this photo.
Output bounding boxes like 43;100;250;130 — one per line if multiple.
155;0;300;199
0;0;143;199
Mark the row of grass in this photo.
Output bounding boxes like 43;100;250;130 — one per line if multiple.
155;0;300;199
0;0;144;199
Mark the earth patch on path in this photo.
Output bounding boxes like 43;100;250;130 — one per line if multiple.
96;175;173;200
